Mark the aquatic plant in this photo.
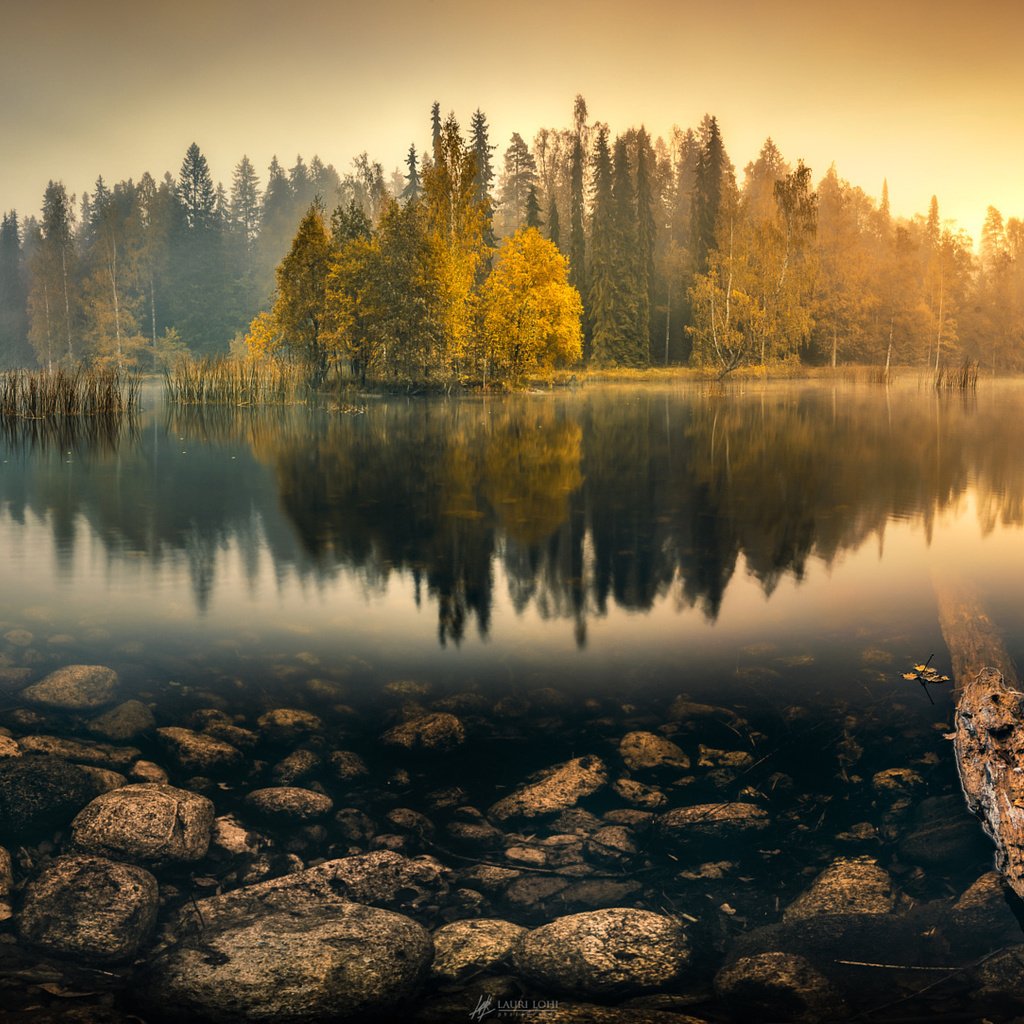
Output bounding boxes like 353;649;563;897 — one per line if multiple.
934;360;979;390
164;356;306;406
0;367;139;420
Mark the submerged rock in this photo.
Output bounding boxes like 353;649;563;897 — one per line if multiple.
619;732;690;773
430;918;526;981
656;802;770;849
489;756;608;822
0;755;101;841
147;900;431;1023
256;708;323;743
714;951;846;1022
170;851;448;928
21;664;119;710
72;783;214;864
18;854;158;962
156;727;243;773
512;908;691;996
16;734;140;769
87;700;156;741
783;856;897;921
0;844;12;920
382;712;466;753
243;786;333;822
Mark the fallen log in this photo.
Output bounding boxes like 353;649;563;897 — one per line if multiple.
935;575;1024;899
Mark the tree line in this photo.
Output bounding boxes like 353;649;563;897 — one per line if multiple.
2;96;1023;379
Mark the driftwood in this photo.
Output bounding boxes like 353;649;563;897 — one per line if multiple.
935;575;1024;899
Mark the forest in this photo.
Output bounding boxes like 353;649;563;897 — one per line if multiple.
1;95;1023;383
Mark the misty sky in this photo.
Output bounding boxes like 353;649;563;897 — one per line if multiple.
3;0;1020;242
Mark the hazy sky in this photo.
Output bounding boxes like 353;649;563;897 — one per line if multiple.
3;0;1021;242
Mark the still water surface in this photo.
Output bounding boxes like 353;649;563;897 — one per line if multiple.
1;381;1022;703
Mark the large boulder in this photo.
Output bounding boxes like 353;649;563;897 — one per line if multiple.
72;783;214;864
489;756;608;822
146;901;431;1023
512;908;691;996
17;854;158;962
0;755;101;841
21;665;119;710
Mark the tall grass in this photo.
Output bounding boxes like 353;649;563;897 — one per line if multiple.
165;357;305;406
0;367;139;419
935;360;979;390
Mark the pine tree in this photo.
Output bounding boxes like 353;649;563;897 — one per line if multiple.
229;156;261;251
30;181;78;364
634;129;656;358
525;184;543;229
548;195;561;251
588;127;616;364
568;135;587;347
0;212;30;367
401;144;422;203
431;102;442;162
497;133;537;236
692;115;727;270
177;143;216;231
470;109;496;248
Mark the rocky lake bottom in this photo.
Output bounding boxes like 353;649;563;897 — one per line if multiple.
1;646;1023;1024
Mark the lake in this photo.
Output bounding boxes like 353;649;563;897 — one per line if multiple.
2;379;1023;1020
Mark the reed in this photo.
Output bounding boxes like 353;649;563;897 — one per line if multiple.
0;367;139;420
164;357;305;406
934;360;979;390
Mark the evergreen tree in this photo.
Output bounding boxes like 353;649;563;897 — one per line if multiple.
692;115;727;270
587;128;616;364
525;184;543;230
497;133;537;236
610;135;646;365
431;101;442;162
177;143;216;230
271;205;336;386
548;195;561;251
634;129;656;356
470;109;496;248
401;144;422;203
29;181;79;365
568;135;587;348
229;156;261;251
0;212;30;367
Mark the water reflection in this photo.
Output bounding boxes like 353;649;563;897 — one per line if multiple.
1;384;1022;646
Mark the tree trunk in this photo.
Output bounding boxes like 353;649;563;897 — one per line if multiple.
935;575;1024;899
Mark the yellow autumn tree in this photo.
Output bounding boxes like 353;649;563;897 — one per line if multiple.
245;205;337;386
477;228;583;386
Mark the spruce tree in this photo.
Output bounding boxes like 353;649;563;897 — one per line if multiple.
634;129;656;358
0;212;30;367
401;144;422;203
569;135;587;348
548;195;561;251
230;156;262;252
470;109;496;248
525;184;543;230
431;102;442;162
588;128;616;365
177;143;216;231
692;115;726;270
497;133;537;236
